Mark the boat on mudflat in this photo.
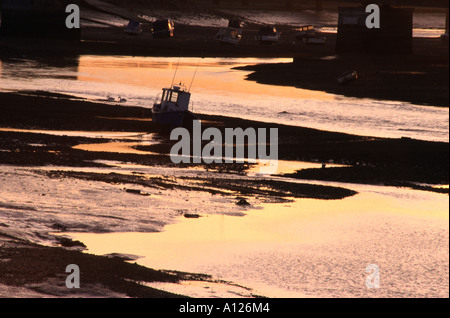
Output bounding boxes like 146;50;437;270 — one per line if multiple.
152;83;197;127
255;26;281;44
151;19;174;38
293;25;317;40
214;27;242;45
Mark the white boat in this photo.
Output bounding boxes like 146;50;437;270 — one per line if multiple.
214;27;242;45
152;83;197;127
255;26;281;44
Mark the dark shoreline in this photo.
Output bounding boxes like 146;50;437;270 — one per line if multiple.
238;37;449;108
1;91;448;188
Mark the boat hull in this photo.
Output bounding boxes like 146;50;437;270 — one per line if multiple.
152;111;185;127
152;110;197;128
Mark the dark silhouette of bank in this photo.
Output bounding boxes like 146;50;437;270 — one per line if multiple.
336;5;414;54
0;0;80;40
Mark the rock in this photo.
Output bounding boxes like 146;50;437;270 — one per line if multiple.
184;213;201;219
125;188;150;196
55;236;86;248
236;198;250;206
51;223;68;231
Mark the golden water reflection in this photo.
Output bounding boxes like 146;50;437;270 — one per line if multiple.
78;56;334;102
68;185;449;297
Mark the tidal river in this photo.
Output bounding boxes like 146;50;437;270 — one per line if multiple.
0;55;448;298
0;56;448;142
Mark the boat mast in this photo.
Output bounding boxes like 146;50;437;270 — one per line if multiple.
170;54;182;88
188;56;203;92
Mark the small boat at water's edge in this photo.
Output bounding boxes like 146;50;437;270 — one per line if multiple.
255;26;281;44
152;83;197;127
215;27;242;45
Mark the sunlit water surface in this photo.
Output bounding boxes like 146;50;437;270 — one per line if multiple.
69;183;449;298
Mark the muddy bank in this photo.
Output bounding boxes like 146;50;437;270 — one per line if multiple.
39;169;357;201
238;37;449;107
0;239;242;298
1;7;447;107
1;91;448;189
0;16;332;59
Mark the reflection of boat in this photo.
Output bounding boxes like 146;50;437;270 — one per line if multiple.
293;25;316;40
125;20;142;35
337;70;358;85
255;26;281;44
214;27;242;45
152;83;197;127
151;19;174;38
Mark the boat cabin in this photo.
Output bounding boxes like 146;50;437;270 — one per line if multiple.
215;27;242;44
152;19;174;38
154;85;191;112
255;26;281;43
257;26;278;37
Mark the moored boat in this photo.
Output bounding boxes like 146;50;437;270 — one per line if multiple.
152;83;197;127
255;26;281;44
293;25;316;40
151;19;174;38
214;27;242;45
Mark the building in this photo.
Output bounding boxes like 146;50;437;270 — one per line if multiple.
336;5;414;54
0;0;80;40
